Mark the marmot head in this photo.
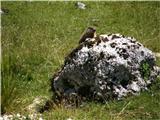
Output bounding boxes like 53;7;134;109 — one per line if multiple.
86;27;96;33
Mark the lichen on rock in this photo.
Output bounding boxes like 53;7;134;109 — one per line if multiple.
51;33;160;103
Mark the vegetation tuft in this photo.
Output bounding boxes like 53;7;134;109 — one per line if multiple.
140;61;151;81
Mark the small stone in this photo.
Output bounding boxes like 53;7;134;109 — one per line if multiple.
0;9;4;14
26;96;48;113
76;2;86;9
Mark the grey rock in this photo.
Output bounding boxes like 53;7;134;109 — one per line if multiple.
51;33;160;102
26;96;48;113
76;2;86;10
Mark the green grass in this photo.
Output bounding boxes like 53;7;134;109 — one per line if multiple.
1;1;160;119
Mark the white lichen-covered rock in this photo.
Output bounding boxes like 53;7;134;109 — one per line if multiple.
51;33;160;102
75;2;86;10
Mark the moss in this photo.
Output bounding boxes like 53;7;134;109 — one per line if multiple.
140;61;151;81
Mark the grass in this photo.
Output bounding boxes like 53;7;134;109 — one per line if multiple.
1;1;160;119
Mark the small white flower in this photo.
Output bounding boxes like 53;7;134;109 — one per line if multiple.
67;118;73;120
22;116;26;119
39;117;43;120
16;113;21;118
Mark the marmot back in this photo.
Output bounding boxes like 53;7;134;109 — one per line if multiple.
79;27;96;44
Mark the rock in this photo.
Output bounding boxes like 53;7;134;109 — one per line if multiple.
26;96;48;113
51;33;160;102
75;2;86;10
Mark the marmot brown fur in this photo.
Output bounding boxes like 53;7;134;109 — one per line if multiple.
79;27;96;44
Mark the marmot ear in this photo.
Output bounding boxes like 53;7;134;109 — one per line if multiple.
87;27;96;32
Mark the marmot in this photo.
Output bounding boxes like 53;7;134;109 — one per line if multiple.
79;27;96;44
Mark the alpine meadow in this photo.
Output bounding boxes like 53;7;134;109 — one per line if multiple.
1;1;160;120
